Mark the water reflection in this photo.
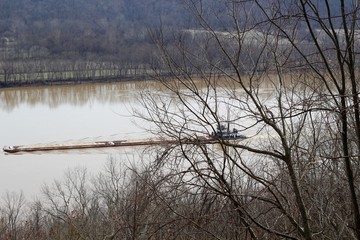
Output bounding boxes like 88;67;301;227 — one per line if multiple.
0;81;153;112
0;81;155;197
0;74;284;112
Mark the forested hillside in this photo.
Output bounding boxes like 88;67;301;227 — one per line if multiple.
0;0;194;86
0;0;188;56
0;0;353;86
0;0;347;57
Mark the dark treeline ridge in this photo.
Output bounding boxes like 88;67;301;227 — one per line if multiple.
0;0;348;87
0;0;191;87
0;0;345;54
0;0;188;55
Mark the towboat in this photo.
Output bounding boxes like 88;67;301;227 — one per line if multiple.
212;124;246;140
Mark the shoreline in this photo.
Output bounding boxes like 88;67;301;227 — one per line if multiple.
0;75;154;89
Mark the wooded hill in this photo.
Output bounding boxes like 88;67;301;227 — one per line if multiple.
0;0;346;57
0;0;353;86
0;0;188;55
0;0;195;86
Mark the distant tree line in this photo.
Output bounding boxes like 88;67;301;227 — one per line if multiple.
0;0;188;56
0;0;191;86
0;0;354;86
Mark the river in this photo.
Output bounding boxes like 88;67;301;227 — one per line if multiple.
0;78;275;199
0;81;154;198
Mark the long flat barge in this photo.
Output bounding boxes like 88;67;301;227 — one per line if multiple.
3;123;247;154
2;136;222;154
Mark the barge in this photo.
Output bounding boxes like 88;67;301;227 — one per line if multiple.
2;136;220;154
3;125;246;154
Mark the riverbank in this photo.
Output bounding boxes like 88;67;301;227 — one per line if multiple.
0;58;158;89
0;75;155;89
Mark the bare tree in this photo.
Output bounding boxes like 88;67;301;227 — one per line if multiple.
135;0;360;239
0;191;26;239
41;167;99;239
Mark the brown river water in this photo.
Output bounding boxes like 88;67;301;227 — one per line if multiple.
0;81;156;198
0;78;275;198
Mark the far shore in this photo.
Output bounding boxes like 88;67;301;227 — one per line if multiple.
0;75;154;89
0;69;319;89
